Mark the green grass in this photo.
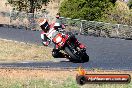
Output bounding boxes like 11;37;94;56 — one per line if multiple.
86;83;132;88
0;77;79;88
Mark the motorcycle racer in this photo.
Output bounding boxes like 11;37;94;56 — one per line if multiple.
39;17;64;58
39;13;65;46
39;16;86;58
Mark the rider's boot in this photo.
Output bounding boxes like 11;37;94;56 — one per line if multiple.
52;49;60;58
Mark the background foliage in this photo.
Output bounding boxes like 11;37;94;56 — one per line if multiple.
128;0;132;9
102;1;132;25
7;0;49;13
59;0;114;21
7;0;132;25
59;0;132;25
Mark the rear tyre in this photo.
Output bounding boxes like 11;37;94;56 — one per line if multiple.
52;49;60;58
52;49;66;58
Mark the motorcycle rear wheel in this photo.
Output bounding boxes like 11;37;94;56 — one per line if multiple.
52;49;60;58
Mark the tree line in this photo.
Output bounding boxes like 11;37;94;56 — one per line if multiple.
7;0;132;25
59;0;132;25
7;0;49;13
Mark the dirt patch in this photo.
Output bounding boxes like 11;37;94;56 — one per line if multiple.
0;0;12;24
0;0;12;12
0;69;131;81
0;69;75;81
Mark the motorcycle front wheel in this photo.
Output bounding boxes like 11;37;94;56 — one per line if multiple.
65;46;85;63
81;53;89;62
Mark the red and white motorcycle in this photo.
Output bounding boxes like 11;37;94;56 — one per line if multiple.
41;23;89;63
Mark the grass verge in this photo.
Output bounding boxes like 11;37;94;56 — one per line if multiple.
0;39;53;62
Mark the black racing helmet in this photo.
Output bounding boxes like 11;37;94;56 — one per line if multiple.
39;19;50;32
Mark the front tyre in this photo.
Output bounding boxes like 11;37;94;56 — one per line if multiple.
65;46;81;63
81;53;89;62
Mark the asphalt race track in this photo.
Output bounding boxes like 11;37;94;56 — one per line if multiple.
0;27;132;70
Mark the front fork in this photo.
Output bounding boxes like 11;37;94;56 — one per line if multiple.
71;38;86;55
70;37;86;50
